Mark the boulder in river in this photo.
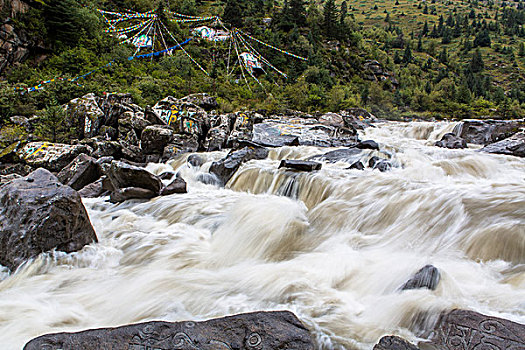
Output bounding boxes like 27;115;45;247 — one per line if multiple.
110;187;157;203
160;176;187;196
279;160;322;172
373;336;420;350
310;148;362;163
435;133;467;149
0;169;97;271
481;132;525;158
78;178;106;198
422;309;525;349
348;161;365;170
401;265;440;291
57;153;101;191
107;161;162;195
456;119;524;145
355;140;380;150
24;311;314;350
209;146;269;186
369;156;392;172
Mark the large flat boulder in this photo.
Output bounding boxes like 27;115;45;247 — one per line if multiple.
456;119;524;145
24;311;314;350
0;169;97;271
140;125;173;154
435;133;467;149
423;309;525;349
18;142;92;172
481;132;525;158
106;161;162;195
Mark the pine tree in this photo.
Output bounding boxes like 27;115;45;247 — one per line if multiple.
470;48;484;73
289;0;307;27
439;47;448;64
403;44;413;63
473;28;491;47
519;42;525;57
422;21;429;36
223;0;244;27
323;0;338;39
417;36;423;52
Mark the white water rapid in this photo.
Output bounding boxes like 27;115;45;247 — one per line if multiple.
1;121;524;349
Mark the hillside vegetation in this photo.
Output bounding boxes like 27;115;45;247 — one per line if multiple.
1;0;524;124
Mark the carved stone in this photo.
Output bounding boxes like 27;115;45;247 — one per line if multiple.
422;309;525;350
24;311;314;350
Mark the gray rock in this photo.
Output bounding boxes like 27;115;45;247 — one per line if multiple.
373;336;420;350
401;265;440;291
180;93;219;110
162;135;200;161
57;154;101;191
107;161;162;194
24;311;314;350
348;161;365;170
422;309;525;350
210;147;269;186
110;187;157;203
0;169;97;271
197;173;221;186
456;119;524;145
18;142;93;172
279;160;322;172
141;125;174;154
481;132;525;158
310;148;361;163
159;172;175;180
356;140;380;150
187;154;205;168
92;140;122;158
435;133;467;149
160;176;187;196
78;178;106;198
369;157;392;172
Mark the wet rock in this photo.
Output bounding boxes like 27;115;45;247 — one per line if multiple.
107;161;162;195
348;161;365;170
78;178;105;198
310;148;361;163
57;154;101;191
401;265;440;291
145;154;161;164
423;309;525;350
456;119;525;145
481;132;525;158
279;160;322;172
369;156;392;172
356;140;380;150
206;123;230;151
435;133;467;149
187;154;205;168
110;187;156;203
0;169;97;271
373;336;420;350
160;176;187;196
159;172;175;180
342;108;377;130
24;311;314;350
210;146;269;186
18;142;92;172
162;134;200;161
0;142;23;163
140;125;174;154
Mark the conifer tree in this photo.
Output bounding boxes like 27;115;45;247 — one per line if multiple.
470;48;484;73
323;0;339;39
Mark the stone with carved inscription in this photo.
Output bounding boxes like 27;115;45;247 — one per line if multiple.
23;311;314;350
421;309;525;350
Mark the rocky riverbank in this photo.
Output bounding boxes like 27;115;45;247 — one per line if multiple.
1;92;524;349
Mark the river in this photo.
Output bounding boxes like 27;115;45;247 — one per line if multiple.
1;121;524;349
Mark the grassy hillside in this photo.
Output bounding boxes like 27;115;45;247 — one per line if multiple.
0;0;524;129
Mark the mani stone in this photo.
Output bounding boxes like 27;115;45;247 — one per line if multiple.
422;309;525;350
24;311;314;350
373;336;420;350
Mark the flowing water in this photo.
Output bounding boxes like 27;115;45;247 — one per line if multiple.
1;121;524;349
